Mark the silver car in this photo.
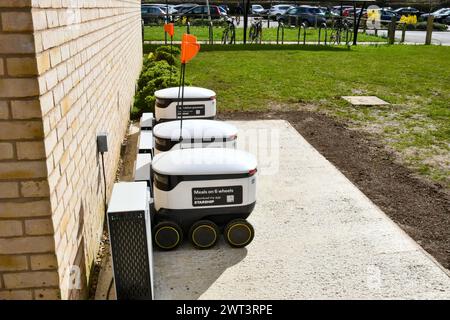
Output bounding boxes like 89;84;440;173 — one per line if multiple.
268;4;295;19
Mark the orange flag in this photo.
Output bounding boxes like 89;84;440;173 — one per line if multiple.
164;23;174;37
180;34;200;64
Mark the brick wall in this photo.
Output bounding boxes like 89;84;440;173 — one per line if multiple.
0;0;142;299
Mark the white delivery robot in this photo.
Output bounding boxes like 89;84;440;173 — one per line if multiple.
154;86;216;123
152;119;238;154
151;147;257;250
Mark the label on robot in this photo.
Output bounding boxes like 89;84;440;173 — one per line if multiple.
192;186;243;206
176;105;205;117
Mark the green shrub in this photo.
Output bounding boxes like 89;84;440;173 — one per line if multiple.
132;46;190;120
405;22;448;31
155;45;181;56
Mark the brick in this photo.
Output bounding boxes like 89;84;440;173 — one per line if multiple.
36;51;51;74
20;180;50;198
0;101;9;119
25;218;53;235
34;288;60;300
0;255;28;272
49;47;62;67
0;290;33;300
16;141;46;160
3;271;59;289
30;254;57;271
10;100;42;119
32;10;48;31
0;182;20;198
0;143;14;160
0;161;47;180
6;58;38;76
0;34;35;54
0;58;4;75
0;236;54;255
0;121;43;140
0;78;39;98
1;12;33;31
0;200;51;218
0;220;23;237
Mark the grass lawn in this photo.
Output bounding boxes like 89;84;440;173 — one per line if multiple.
144;25;386;43
185;45;450;187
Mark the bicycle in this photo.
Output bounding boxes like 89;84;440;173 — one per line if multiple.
249;18;263;44
222;17;236;44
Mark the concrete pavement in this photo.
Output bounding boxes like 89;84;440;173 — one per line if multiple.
366;29;450;45
95;120;450;300
153;120;450;300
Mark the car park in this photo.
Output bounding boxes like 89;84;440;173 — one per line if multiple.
379;9;398;22
251;4;267;15
173;3;198;14
393;7;422;18
444;15;450;25
278;6;327;27
141;5;168;24
268;4;295;20
182;5;227;20
420;8;450;23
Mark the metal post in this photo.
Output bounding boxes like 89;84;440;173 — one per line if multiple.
425;15;433;45
388;15;396;44
165;0;169;45
353;1;366;45
243;0;251;44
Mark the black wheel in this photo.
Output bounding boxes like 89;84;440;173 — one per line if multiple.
224;219;254;248
189;220;220;249
153;221;183;251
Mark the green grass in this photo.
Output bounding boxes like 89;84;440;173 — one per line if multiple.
184;45;450;187
144;25;386;43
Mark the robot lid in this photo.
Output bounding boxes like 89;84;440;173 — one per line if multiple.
155;86;216;100
152;148;257;176
153;119;237;141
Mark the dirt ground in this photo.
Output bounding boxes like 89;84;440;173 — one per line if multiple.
219;111;450;271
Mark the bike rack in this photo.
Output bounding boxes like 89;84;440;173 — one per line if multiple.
344;23;351;46
297;22;306;45
277;21;285;44
318;23;328;45
208;21;214;44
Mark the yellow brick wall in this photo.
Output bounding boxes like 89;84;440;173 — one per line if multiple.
0;0;143;299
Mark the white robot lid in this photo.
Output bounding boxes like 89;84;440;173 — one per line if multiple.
155;86;216;100
153;120;237;140
108;182;148;213
152;148;257;176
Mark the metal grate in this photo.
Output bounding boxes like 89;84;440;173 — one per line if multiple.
108;211;152;300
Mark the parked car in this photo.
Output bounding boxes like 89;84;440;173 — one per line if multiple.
173;3;198;14
219;4;230;14
150;4;177;14
331;5;353;15
393;7;422;18
444;15;450;24
278;6;327;27
420;8;450;23
379;9;398;22
141;5;167;24
182;5;227;20
251;4;267;15
268;4;295;20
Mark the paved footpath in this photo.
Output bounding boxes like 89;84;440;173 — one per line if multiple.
153;120;450;299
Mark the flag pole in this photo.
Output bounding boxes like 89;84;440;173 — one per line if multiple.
179;63;186;143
